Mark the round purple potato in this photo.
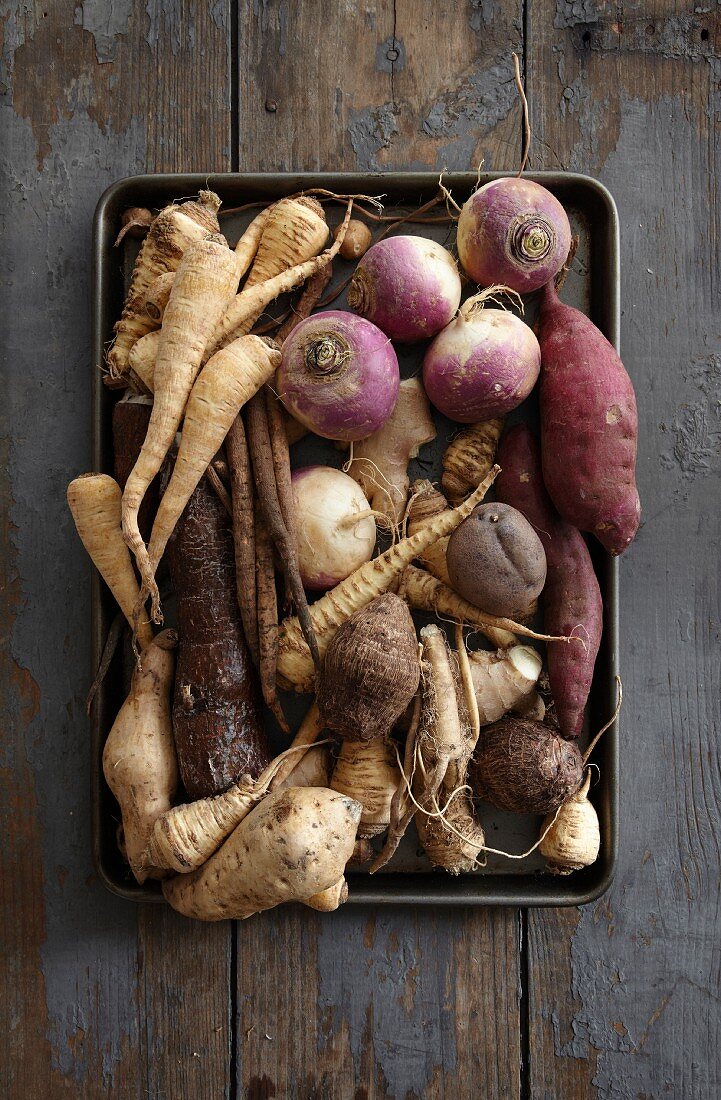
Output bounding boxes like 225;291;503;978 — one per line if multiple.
347;235;462;343
422;304;540;422
457;178;571;294
446;502;547;618
277;310;400;442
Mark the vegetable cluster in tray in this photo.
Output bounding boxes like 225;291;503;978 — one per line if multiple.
71;169;638;921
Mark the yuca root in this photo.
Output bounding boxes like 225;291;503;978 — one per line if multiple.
106;190;221;381
346;377;436;527
398;566;568;645
247;391;320;670
226;414;260;667
276;467;500;693
442;419;504;506
406;480;516;649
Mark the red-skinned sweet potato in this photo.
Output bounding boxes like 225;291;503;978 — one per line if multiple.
496;424;603;739
538;281;640;555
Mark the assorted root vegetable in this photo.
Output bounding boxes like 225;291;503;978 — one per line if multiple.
70;170;635;921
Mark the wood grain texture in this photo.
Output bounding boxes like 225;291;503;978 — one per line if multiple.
0;2;233;1095
237;0;523;172
526;2;721;1097
236;906;521;1099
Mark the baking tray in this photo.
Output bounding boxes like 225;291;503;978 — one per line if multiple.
91;172;620;907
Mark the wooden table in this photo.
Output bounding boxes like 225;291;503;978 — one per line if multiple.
2;3;719;1096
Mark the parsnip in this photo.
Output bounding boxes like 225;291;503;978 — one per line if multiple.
127;330;159;394
107;191;221;380
442;419;504;506
244;196;328;288
162;787;361;921
67;473;153;649
143;335;281;618
331;739;401;838
102;630;178;882
122;238;240;604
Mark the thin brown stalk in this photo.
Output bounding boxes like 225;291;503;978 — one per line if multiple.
255;506;289;732
275;261;332;344
227;415;260;668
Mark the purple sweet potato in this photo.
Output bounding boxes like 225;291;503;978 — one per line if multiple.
538;281;640;555
496;424;603;739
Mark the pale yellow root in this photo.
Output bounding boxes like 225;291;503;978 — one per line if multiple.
469;645;542;725
204;200;353;359
162;787;361;921
442;419;504;506
302;878;348;911
145;737;329;875
107;190;221;380
413;627;485;874
67;473;153;649
121;238;240;607
144;270;176;323
143;335;281;618
234;203;276;275
331;739;401;838
397;566;563;647
346;377;436;527
406;479;516;649
539;771;599;874
102;630;178;883
244;196;328;288
276;467;500;693
268;701;326;791
512;690;546;721
127;330;159;394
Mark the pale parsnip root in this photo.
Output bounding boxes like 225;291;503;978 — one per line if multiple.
67;473;153;649
276;467;500;692
407;479;516;650
398;566;562;647
127;330;159;394
244;196;328;288
162;787;361;921
122;238;240;607
347;377;436;526
143;335;281;618
102;630;178;882
469;646;542;725
331;739;401;838
268;701;326;791
442;419;504;506
204;200;353;359
107;191;221;380
144;270;176;323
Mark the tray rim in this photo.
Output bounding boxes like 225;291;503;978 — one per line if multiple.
91;170;620;909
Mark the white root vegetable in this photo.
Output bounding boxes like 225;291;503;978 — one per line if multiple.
347;377;436;526
244;196;328;288
469;646;542;725
106;190;221;380
67;473;153;649
539;772;600;873
331;739;401;838
121;238;240;600
102;630;178;882
276;467;500;692
442;419;504;506
292;466;376;590
162;787;361;921
127;331;159;394
302;878;349;911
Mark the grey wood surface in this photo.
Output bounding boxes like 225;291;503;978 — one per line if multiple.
1;1;719;1097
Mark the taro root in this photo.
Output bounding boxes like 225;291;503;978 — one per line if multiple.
470;716;583;814
446;501;546;619
317;593;420;741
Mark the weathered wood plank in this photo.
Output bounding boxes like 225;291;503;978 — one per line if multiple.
237;906;521;1099
526;2;721;1097
234;4;525;1096
0;3;234;1095
237;0;523;172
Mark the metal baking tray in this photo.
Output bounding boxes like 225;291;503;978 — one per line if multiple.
91;172;620;907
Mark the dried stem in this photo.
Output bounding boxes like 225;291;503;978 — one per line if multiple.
513;52;531;176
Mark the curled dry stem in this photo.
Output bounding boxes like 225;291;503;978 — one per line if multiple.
512;52;531;176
